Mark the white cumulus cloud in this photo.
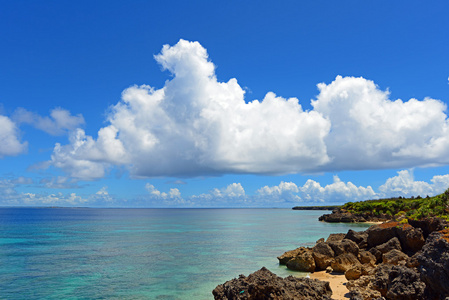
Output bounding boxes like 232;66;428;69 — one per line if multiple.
191;183;248;207
48;40;449;180
211;182;246;198
49;39;330;179
379;169;449;198
0;115;27;157
257;177;376;204
312;76;449;171
300;176;376;203
257;181;301;203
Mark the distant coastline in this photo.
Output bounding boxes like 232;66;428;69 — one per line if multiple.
292;205;340;211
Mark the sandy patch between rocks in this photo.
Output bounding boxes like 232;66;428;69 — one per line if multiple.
309;271;350;299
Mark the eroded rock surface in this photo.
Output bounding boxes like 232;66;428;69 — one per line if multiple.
417;230;449;299
328;238;359;257
371;264;426;300
212;267;333;300
331;253;361;273
382;249;408;265
312;242;335;270
277;247;304;265
286;249;316;272
345;229;368;248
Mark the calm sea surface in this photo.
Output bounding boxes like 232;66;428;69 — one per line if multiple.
0;208;370;299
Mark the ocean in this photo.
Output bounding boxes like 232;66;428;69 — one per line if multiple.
0;208;371;299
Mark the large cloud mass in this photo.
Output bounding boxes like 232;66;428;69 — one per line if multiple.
313;77;449;171
49;39;449;180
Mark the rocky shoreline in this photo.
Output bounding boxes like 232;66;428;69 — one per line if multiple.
213;217;449;299
318;207;392;223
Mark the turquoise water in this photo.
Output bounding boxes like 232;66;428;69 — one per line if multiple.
0;208;370;299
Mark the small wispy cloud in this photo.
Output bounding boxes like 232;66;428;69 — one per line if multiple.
13;107;84;136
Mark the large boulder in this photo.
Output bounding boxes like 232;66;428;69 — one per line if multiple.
312;242;335;270
417;230;449;298
376;237;402;253
286;248;316;272
382;249;409;266
359;250;376;266
277;247;304;265
408;217;447;238
366;222;399;248
371;264;426;299
394;224;425;254
345;229;368;249
328;238;360;257
369;237;402;263
345;266;362;281
212;267;333;300
331;253;361;273
326;233;346;243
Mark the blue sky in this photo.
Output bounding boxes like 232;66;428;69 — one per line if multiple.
1;1;449;207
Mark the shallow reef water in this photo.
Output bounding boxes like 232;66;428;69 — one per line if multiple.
0;208;370;299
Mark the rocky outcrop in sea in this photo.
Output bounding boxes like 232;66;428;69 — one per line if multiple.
318;207;391;223
213;217;449;299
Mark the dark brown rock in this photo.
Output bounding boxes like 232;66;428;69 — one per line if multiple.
328;238;360;257
371;264;425;299
417;231;449;298
359;250;376;266
318;207;394;225
286;248;316;272
345;266;362;280
382;249;408;266
408;217;448;238
319;212;366;223
360;264;376;276
312;242;335;270
394;224;425;254
346;275;381;300
212;267;333;300
366;222;399;248
405;252;420;268
377;237;402;252
345;229;368;249
326;233;346;243
277;247;303;265
369;237;402;263
331;253;361;273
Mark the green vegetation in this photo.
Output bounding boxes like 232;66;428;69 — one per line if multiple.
342;188;449;221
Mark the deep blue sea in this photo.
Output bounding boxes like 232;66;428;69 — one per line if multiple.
0;208;371;299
